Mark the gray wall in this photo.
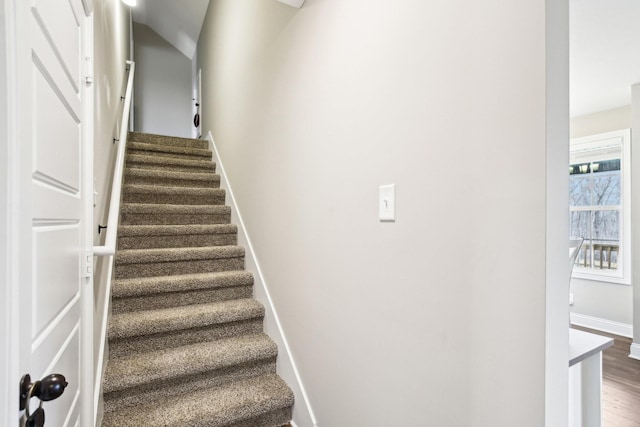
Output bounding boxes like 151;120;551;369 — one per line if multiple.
133;23;192;138
197;0;562;425
569;106;633;326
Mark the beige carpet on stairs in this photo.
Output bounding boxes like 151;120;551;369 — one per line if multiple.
101;132;294;427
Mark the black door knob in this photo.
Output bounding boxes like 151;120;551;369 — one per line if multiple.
19;374;68;410
38;374;68;402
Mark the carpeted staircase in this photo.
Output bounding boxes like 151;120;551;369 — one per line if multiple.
101;132;294;427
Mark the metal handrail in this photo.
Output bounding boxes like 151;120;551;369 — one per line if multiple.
93;60;135;256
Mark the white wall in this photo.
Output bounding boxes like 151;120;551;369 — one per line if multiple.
546;0;571;423
198;1;558;425
569;106;633;327
631;84;640;356
133;23;192;137
571;105;631;139
92;0;130;393
0;0;10;423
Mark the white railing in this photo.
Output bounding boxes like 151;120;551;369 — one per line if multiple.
93;60;135;256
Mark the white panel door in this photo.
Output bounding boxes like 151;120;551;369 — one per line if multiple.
13;0;92;425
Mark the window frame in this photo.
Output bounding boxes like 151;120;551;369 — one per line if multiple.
569;128;631;285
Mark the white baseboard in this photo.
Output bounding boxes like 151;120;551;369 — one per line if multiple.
570;312;633;338
630;343;640;361
206;132;317;427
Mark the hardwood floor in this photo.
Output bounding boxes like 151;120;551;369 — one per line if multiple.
572;326;640;427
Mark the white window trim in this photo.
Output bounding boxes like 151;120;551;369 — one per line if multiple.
570;129;631;285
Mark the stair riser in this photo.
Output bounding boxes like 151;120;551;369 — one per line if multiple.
128;148;210;162
128;164;215;173
114;257;245;279
119;212;231;226
103;358;276;416
112;271;254;299
112;285;253;314
108;317;263;358
125;154;216;172
225;407;294;427
129;133;209;150
118;233;237;249
125;175;221;188
122;191;225;205
126;159;215;174
128;143;211;157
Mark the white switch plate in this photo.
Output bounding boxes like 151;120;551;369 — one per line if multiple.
379;184;395;221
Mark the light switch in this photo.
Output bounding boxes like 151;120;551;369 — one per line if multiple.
379;184;395;221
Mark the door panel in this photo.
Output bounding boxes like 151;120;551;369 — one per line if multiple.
33;182;81;219
32;3;81;192
32;0;82;92
31;303;81;377
34;326;81;427
32;226;81;338
15;0;90;425
31;17;81;111
33;68;81;193
31;325;80;427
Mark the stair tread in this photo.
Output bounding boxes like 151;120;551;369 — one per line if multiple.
109;298;264;339
113;271;253;298
103;333;277;394
125;167;219;181
129;131;209;149
128;141;211;157
116;246;244;264
126;153;215;169
102;373;293;427
118;224;237;237
124;183;224;195
121;202;230;214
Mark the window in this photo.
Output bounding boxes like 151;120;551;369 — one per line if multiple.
569;129;631;284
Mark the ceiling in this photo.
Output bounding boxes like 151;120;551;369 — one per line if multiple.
570;0;640;117
130;0;639;117
131;0;210;60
